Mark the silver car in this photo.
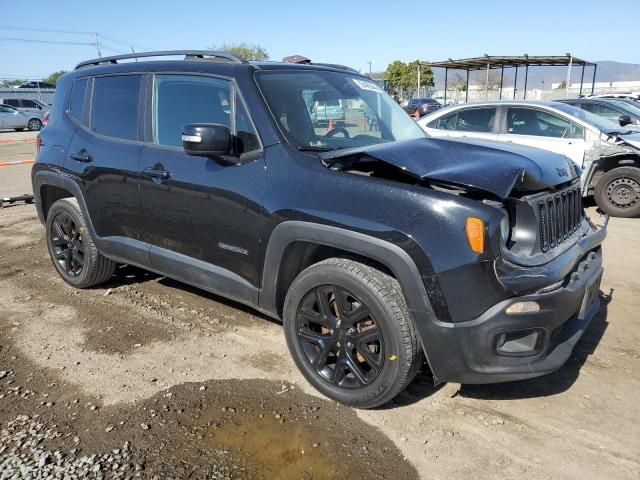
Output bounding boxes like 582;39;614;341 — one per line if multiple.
0;104;44;131
0;98;50;114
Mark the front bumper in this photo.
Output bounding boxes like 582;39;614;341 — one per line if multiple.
413;241;604;384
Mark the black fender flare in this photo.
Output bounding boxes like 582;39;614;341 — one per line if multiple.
32;170;95;232
259;221;439;374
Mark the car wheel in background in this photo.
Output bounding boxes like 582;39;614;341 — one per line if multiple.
283;258;423;408
594;166;640;217
27;118;42;131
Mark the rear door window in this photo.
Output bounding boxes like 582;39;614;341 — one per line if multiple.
91;75;141;141
455;107;497;132
21;100;39;109
429;107;496;132
5;99;19;108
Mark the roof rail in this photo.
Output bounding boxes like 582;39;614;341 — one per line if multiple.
75;50;247;70
313;63;360;74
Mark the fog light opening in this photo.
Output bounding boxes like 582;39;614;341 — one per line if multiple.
496;329;545;356
505;301;540;315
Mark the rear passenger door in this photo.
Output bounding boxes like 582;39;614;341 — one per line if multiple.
65;74;145;244
138;74;265;304
423;106;498;141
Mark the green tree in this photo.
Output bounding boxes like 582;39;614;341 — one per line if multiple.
384;60;434;94
556;80;567;89
44;70;68;86
211;42;269;61
0;79;26;88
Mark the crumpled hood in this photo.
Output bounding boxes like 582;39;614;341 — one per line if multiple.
618;132;640;150
321;137;578;199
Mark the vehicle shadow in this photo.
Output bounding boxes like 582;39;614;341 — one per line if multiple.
460;289;612;401
102;264;160;287
154;276;283;327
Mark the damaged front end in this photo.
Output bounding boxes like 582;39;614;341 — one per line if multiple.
322;137;609;384
582;130;640;195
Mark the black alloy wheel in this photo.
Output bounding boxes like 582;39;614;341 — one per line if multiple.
283;258;424;408
296;285;384;388
51;212;85;277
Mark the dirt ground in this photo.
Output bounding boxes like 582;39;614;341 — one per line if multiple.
1;131;639;479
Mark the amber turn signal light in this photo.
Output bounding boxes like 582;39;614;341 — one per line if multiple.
465;217;484;254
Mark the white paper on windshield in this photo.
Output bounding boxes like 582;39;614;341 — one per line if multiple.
352;78;383;93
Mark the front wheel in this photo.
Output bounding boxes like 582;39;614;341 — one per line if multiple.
283;258;423;408
594;166;640;217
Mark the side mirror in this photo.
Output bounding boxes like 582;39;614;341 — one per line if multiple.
182;123;231;160
618;114;633;127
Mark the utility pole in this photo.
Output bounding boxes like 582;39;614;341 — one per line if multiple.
417;63;421;97
565;53;573;99
366;60;373;77
485;62;490;100
94;33;101;57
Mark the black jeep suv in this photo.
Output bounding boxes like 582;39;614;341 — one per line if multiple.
33;51;607;408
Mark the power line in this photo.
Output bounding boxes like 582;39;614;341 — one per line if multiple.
0;25;96;35
0;25;150;51
0;36;94;46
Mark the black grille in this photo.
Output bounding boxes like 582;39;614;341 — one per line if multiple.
536;184;582;252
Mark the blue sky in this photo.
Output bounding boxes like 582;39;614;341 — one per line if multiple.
1;0;638;79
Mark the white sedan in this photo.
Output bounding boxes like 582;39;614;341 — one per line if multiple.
417;101;640;217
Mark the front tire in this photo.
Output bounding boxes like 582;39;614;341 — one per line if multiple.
283;258;423;408
46;198;116;288
594;167;640;217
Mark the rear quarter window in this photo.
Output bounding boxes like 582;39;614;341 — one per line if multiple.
68;78;88;122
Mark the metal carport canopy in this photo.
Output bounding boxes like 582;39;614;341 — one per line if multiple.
424;55;598;102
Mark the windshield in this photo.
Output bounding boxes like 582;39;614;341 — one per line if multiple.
256;70;425;150
553;102;621;133
609;99;640;117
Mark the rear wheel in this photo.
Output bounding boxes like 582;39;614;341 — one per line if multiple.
594;166;640;217
283;258;423;408
27;118;42;131
46;198;116;288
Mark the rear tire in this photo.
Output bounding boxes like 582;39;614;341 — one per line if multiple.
27;119;42;131
594;166;640;217
46;198;116;288
283;258;423;408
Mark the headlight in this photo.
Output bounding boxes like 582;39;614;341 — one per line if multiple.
500;215;510;244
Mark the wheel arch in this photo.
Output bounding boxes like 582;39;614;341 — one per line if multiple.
260;221;433;316
33;171;96;237
586;155;640;193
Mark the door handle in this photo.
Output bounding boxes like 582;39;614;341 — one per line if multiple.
143;167;171;180
70;150;92;162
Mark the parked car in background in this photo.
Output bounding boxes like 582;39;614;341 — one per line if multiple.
558;98;640;130
586;93;640;102
0;98;50;113
0;104;44;131
309;94;345;125
403;98;441;118
418;100;640;217
18;81;55;89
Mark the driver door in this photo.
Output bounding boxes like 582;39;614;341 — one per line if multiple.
497;106;585;165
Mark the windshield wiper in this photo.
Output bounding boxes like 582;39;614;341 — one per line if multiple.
297;146;333;152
